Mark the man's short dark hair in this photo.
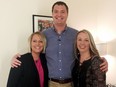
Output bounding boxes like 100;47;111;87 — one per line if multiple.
52;1;69;13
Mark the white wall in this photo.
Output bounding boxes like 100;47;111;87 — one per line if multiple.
0;0;116;86
68;0;116;85
97;0;116;84
0;0;55;86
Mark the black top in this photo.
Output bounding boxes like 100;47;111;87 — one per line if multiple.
7;53;48;87
72;56;106;87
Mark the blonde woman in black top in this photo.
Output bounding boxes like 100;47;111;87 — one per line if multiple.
7;32;48;87
72;29;106;87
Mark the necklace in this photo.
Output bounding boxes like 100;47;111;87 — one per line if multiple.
79;62;83;66
79;56;91;66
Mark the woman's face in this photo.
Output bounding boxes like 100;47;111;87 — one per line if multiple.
31;34;44;54
77;32;90;53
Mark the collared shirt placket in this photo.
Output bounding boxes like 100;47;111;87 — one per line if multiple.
58;35;62;79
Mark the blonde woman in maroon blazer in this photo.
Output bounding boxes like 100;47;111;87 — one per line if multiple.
7;32;48;87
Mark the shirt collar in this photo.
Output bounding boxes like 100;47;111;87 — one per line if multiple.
53;25;67;34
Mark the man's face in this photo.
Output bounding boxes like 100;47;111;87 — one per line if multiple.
52;5;68;26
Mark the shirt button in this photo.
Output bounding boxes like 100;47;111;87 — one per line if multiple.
59;44;61;45
59;52;61;54
59;69;61;71
59;36;61;38
59;60;61;62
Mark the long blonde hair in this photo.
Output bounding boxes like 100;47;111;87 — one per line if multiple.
74;29;100;59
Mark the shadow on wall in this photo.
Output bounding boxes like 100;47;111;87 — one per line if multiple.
106;84;116;87
107;38;116;57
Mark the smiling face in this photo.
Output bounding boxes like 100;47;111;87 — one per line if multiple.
77;32;90;54
52;4;68;26
31;34;44;54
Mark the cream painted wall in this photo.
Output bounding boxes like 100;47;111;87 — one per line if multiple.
97;0;116;85
68;0;116;85
0;0;55;86
0;0;116;86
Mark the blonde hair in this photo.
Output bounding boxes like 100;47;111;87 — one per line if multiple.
74;29;100;59
28;31;46;53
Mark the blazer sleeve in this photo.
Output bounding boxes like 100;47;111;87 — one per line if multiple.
90;56;106;87
7;58;23;87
